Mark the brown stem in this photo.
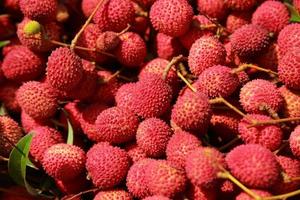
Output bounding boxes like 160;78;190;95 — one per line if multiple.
65;188;99;200
177;71;197;93
219;136;241;151
263;189;300;200
162;55;184;80
70;0;107;50
0;156;8;162
117;24;131;36
248;117;300;128
274;142;288;155
233;64;278;77
209;97;246;118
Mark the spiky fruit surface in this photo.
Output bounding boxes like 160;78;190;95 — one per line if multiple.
86;142;130;189
289;126;300;158
236;190;271;200
115;83;137;111
226;144;280;189
171;90;212;133
94;190;133;200
136;118;173;157
179;15;214;50
30;126;64;164
126;159;153;198
21;111;49;133
17;81;58;120
125;143;147;163
273;156;300;194
155;33;184;60
145;160;187;198
55;174;89;195
193;65;239;99
115;32;147;68
239;79;283;114
95;106;139;144
2;46;44;82
255;43;278;71
188;36;226;76
226;11;251;33
81;0;97;18
0;116;23;156
47;47;83;91
196;0;227;20
238;114;283;151
185;147;225;187
42;144;86;181
19;0;57;22
0;82;20;113
93;0;135;32
17;18;61;52
143;196;171;200
166;130;201;169
131;76;172;118
278;48;300;90
230;24;270;58
252;1;289;34
277;23;300;58
80;103;108;142
279;86;300;119
96;31;120;52
295;0;300;13
149;0;193;37
187;184;217;200
224;0;256;11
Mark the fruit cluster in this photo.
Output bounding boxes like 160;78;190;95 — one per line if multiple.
1;0;300;199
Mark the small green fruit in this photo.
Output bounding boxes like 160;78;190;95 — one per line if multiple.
23;20;42;36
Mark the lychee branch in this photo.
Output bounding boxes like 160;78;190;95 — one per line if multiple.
177;71;197;92
232;63;278;77
247;116;300;128
263;189;300;200
162;54;186;80
65;188;99;200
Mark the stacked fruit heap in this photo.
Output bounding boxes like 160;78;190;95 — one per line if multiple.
1;0;300;199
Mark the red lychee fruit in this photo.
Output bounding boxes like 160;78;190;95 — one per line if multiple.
226;144;280;189
279;86;300;120
42;144;86;181
21;111;50;133
0;116;23;157
186;183;217;200
171;90;212;133
236;190;271;200
289;125;300;158
238;114;283;151
255;43;278;71
81;0;98;18
86;142;131;189
277;23;300;58
226;11;251;34
230;24;270;58
145;160;187;198
115;83;137;111
93;0;135;32
155;33;184;60
3;0;21;16
224;0;256;11
115;32;147;68
19;0;57;22
196;0;227;20
59;102;83;134
96;31;120;53
278;48;300;90
252;0;289;35
2;46;45;82
185;147;226;187
166;130;201;169
95;106;139;144
30;126;64;164
17;81;58;120
143;196;171;200
46;47;83;91
193;65;239;99
239;79;283;114
55;173;89;195
188;36;226;76
0;82;20;113
149;0;194;37
94;190;133;200
136;118;173;157
125;143;147;163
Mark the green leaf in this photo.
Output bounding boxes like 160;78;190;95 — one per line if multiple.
66;119;74;145
285;2;300;22
0;40;10;48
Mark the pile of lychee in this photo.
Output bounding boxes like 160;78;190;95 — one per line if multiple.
1;0;300;199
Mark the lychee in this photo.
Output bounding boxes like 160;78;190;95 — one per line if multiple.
289;125;300;158
196;0;227;20
235;190;271;200
279;86;300;120
226;11;251;34
255;43;278;71
277;23;300;58
115;83;137;111
143;196;171;200
125;143;147;163
0;82;21;113
96;31;120;53
155;33;184;60
94;190;133;200
21;111;50;133
81;0;98;18
224;0;256;11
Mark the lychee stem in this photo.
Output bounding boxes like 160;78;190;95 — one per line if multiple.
247;117;300;128
192;20;217;31
65;188;99;200
70;0;107;50
0;156;8;162
232;63;278;77
263;189;300;200
117;24;131;36
209;97;246;118
219;136;241;151
177;71;197;92
162;55;185;80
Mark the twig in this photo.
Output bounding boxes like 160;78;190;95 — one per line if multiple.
232;63;278;77
177;71;197;93
162;55;184;80
219;136;241;152
248;117;300;128
65;188;99;200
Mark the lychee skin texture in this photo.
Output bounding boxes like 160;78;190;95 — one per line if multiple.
46;47;83;91
149;0;194;37
239;79;283;114
86;142;130;189
185;147;226;187
81;0;98;18
143;196;171;200
96;31;120;52
188;36;226;76
94;190;133;200
19;0;57;22
0;116;23;157
126;159;153;199
224;0;256;11
252;1;289;35
278;24;300;58
30;126;64;164
93;0;135;32
226;11;251;34
230;24;270;58
197;0;227;20
295;0;300;13
42;144;86;182
155;33;184;60
145;160;187;198
2;46;44;83
136;118;173;157
125;143;147;163
21;111;49;133
166;130;201;170
236;190;271;200
255;43;279;71
278;48;300;90
226;144;280;189
115;83;137;112
193;65;239;99
171;90;212;133
289;126;300;158
186;183;217;200
17;81;58;120
238;114;283;151
279;86;300;120
95;106;139;144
